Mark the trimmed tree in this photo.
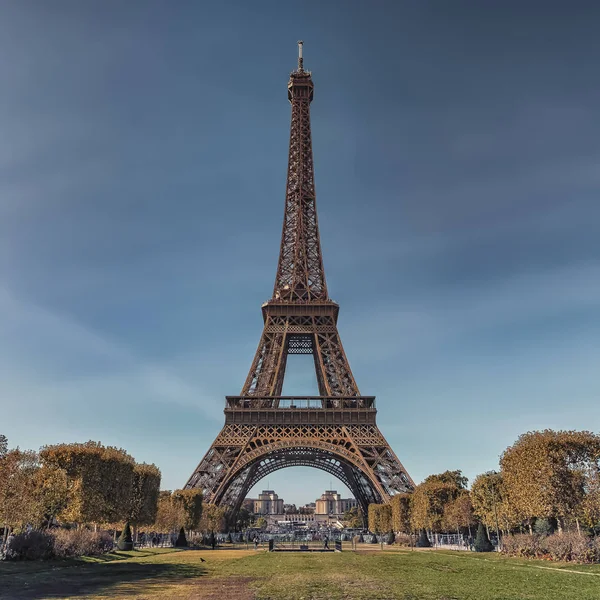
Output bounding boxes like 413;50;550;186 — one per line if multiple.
474;522;493;552
416;529;431;548
117;522;134;550
391;493;412;534
175;527;188;547
368;503;392;536
130;463;161;533
172;488;203;532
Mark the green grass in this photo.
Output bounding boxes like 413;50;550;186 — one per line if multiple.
1;546;599;599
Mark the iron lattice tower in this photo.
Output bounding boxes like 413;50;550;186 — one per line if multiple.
185;42;414;520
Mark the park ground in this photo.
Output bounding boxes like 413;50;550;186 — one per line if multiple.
1;545;600;600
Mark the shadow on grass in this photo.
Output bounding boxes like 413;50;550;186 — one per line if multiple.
2;558;207;599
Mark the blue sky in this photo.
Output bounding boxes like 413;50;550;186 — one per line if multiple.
1;1;599;505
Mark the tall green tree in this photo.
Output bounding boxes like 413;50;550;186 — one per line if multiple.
343;506;363;528
368;504;392;534
0;449;41;532
391;493;412;533
471;471;517;533
425;470;468;490
172;488;203;531
40;441;135;525
129;463;161;528
410;481;461;533
500;430;600;532
443;492;476;535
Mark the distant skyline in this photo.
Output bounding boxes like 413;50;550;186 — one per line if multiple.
1;1;599;505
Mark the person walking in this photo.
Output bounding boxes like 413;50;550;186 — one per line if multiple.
254;536;258;550
323;535;329;550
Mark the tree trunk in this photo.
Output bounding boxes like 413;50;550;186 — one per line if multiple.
576;518;581;536
528;522;533;535
557;517;563;535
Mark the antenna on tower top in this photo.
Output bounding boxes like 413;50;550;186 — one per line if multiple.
297;40;304;71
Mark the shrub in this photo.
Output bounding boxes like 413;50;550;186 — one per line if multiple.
534;518;555;536
416;529;431;548
394;533;415;547
117;522;133;551
52;529;113;558
6;531;54;561
387;531;395;544
501;533;599;563
545;532;596;563
474;523;493;552
175;527;188;547
501;534;544;558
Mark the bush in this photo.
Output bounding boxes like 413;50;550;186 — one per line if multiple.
117;522;133;551
534;518;555;536
474;523;494;552
175;527;188;547
387;531;395;544
545;532;596;563
394;533;415;547
52;529;113;558
501;533;544;558
6;531;54;561
501;533;600;563
416;529;431;548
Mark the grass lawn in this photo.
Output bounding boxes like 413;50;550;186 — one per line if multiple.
1;545;600;599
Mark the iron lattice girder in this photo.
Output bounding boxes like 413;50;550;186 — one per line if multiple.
185;421;413;517
241;308;360;398
185;52;414;519
274;70;326;303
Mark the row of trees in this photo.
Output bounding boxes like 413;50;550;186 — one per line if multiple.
367;430;600;538
1;439;161;536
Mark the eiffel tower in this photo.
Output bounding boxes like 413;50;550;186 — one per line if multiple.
185;42;414;520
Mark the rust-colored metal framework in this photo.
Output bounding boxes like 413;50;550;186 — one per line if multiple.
185;42;414;519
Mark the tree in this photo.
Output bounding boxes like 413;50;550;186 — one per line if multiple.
35;465;68;527
0;449;42;533
175;527;188;547
416;529;431;547
153;491;185;533
500;430;600;532
474;522;493;552
200;505;226;533
470;471;517;534
40;441;135;525
425;470;468;490
235;507;252;531
343;506;363;529
129;463;161;529
443;493;476;536
117;522;134;551
254;516;267;530
391;493;412;533
410;481;460;533
578;467;600;530
368;504;392;534
172;489;203;532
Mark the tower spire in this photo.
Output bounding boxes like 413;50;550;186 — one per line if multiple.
273;42;324;302
297;40;304;72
